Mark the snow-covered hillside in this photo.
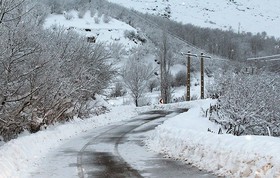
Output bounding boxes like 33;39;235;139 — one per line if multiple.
44;10;140;50
109;0;280;37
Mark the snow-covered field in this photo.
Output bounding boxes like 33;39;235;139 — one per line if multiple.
109;0;280;37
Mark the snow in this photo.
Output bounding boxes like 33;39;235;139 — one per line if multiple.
109;0;280;38
144;100;280;178
1;98;280;177
0;105;138;178
43;10;139;50
1;2;280;178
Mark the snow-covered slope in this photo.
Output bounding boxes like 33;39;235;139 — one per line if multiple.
109;0;280;37
44;10;139;50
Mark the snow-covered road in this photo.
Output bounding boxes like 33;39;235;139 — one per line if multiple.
29;109;216;178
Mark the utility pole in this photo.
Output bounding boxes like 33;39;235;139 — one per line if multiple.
199;53;211;99
182;51;197;101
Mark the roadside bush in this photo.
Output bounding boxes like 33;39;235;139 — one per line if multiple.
64;12;74;20
148;79;159;92
208;72;280;136
107;42;126;60
0;26;116;141
110;82;126;97
191;94;199;101
78;9;87;18
90;8;95;17
94;16;100;24
174;70;186;87
103;14;111;23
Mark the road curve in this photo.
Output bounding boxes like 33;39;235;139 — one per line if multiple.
77;109;218;178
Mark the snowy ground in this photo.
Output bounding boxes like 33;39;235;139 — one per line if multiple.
109;0;280;38
44;10;139;51
145;100;280;178
0;104;138;178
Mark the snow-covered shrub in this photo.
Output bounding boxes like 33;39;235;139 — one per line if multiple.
148;79;160;92
90;8;95;17
107;42;126;60
209;72;280;136
110;82;126;97
75;99;109;118
0;24;116;141
138;97;152;107
0;137;4;146
0;120;25;142
91;106;110;116
191;94;199;101
103;14;111;23
124;30;136;39
78;9;86;19
97;10;102;18
64;12;74;20
94;16;100;24
174;70;187;87
124;30;147;43
171;95;186;103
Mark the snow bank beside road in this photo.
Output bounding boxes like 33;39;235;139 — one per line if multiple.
146;100;280;178
0;105;137;178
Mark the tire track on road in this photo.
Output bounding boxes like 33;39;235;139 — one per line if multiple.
76;115;162;178
77;109;187;178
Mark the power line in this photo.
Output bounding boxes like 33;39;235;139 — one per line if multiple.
128;9;228;61
247;54;280;61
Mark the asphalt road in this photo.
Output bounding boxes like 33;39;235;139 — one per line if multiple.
76;109;218;178
30;109;219;178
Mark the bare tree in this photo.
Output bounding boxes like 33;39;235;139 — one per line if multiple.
209;71;280;136
0;18;46;140
148;78;159;93
122;56;154;107
156;30;173;104
0;2;117;141
0;0;26;24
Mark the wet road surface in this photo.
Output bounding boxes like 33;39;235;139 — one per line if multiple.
77;109;218;178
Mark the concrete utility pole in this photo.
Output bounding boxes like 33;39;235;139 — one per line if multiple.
182;51;197;101
199;53;211;99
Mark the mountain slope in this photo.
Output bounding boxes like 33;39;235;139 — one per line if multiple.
109;0;280;38
44;10;140;50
